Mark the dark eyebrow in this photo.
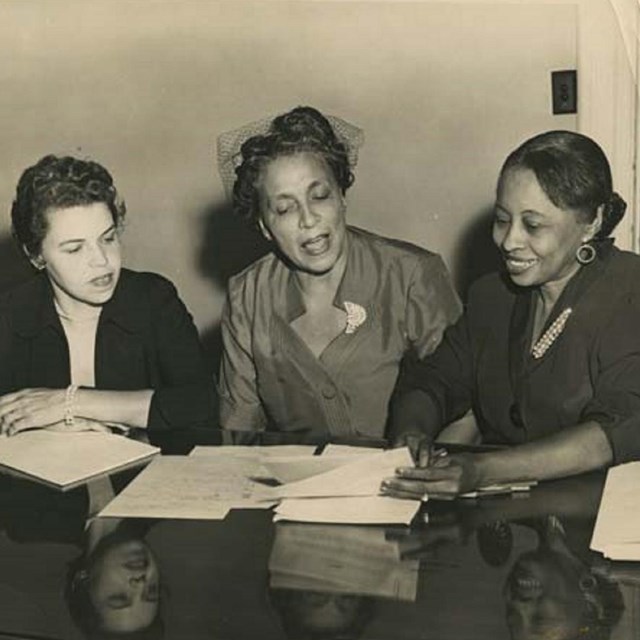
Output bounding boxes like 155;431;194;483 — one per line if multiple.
495;204;545;218
58;224;116;247
58;238;84;247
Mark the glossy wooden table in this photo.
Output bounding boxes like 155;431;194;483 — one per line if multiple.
0;458;638;640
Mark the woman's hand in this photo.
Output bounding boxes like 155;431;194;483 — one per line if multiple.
391;430;433;467
47;418;112;435
0;388;67;436
381;452;482;500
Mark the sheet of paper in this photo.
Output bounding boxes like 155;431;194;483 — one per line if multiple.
261;455;357;484
262;447;412;500
0;431;159;491
269;523;419;600
99;456;276;520
274;496;420;525
190;445;317;479
321;444;384;457
591;462;640;558
190;445;317;458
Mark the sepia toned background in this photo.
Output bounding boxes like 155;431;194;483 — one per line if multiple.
0;0;636;360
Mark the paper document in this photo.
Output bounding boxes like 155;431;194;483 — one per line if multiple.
321;444;384;456
274;496;420;525
262;447;412;501
262;455;358;484
190;445;317;479
591;462;640;560
190;444;317;458
99;456;276;520
269;523;419;600
0;431;158;491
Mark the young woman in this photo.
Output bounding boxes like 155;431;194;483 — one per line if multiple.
0;155;216;437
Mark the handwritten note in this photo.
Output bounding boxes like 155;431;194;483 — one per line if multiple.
190;445;317;479
99;456;276;520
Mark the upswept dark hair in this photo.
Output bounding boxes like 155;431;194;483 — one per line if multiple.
11;154;126;258
233;106;355;223
499;130;626;239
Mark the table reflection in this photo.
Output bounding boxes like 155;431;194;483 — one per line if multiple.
268;522;419;639
1;467;640;639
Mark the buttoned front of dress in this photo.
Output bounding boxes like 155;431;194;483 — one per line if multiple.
219;226;462;440
401;242;640;463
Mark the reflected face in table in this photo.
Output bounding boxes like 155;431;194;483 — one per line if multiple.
88;539;160;633
271;588;372;639
504;549;591;640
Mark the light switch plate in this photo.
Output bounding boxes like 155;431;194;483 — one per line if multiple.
551;70;577;114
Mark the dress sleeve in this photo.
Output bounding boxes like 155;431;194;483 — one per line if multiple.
397;306;476;434
218;277;268;432
580;292;640;464
0;306;13;396
405;254;462;358
146;277;217;432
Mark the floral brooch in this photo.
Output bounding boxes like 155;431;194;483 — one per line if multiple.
343;301;367;334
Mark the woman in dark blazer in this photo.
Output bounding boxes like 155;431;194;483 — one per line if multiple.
0;155;216;436
384;130;640;498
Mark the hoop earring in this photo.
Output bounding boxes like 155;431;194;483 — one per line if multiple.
576;243;596;265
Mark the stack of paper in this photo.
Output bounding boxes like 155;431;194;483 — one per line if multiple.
97;445;420;525
0;431;159;491
274;496;419;525
269;523;420;600
262;447;421;525
591;462;640;560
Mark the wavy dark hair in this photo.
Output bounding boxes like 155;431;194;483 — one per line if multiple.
11;154;126;259
65;521;163;640
499;130;626;239
233;106;355;223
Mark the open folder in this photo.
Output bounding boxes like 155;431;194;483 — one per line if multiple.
0;430;159;491
591;461;640;560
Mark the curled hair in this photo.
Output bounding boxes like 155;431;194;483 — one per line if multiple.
65;522;163;640
233;106;355;223
11;154;126;258
499;131;626;239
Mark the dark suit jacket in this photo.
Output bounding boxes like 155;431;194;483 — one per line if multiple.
0;269;217;432
399;242;640;464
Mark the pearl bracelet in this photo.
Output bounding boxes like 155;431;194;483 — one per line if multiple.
64;384;78;427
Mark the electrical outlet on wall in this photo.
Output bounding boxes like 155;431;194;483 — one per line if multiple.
551;70;577;114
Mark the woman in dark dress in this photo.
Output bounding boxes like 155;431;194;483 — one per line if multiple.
0;154;216;437
384;130;640;498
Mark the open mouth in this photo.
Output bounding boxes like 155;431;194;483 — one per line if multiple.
508;564;544;600
301;233;330;256
90;273;114;288
504;256;537;275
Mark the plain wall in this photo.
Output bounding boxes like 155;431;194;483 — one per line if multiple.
0;1;578;363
